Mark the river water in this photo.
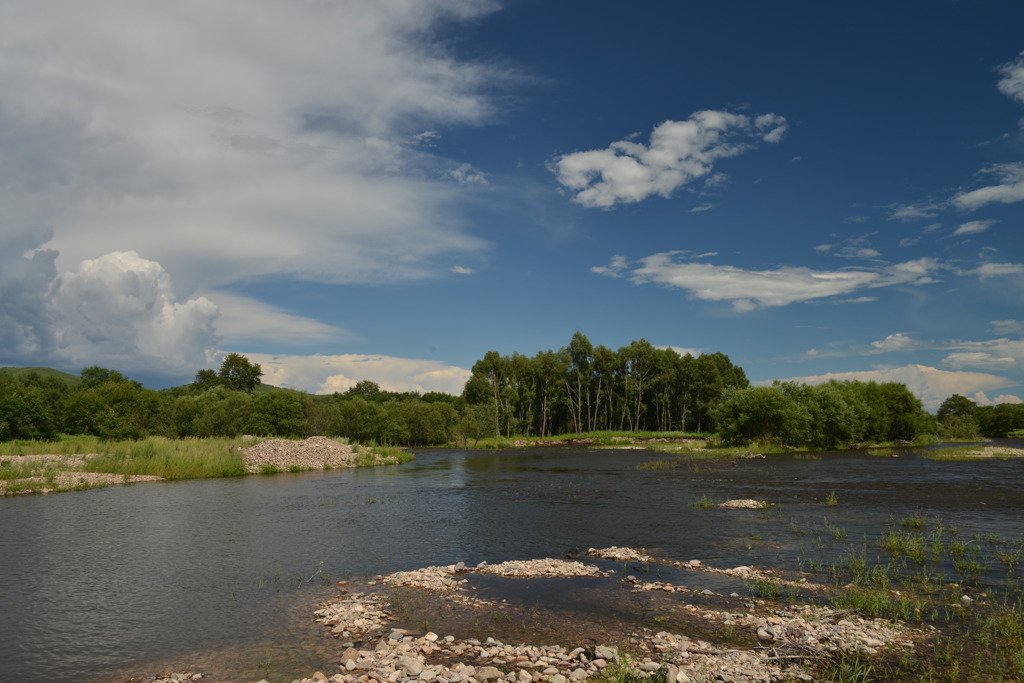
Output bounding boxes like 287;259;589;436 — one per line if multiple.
1;444;1021;682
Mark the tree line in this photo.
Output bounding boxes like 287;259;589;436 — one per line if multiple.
462;332;749;436
2;335;1018;447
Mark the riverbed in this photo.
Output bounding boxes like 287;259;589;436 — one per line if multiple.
0;443;1021;682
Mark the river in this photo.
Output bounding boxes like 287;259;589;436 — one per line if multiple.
0;444;1021;682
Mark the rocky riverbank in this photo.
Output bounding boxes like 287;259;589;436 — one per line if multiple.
281;547;927;683
241;437;359;473
0;453;163;495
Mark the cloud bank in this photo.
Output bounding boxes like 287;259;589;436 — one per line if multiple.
552;111;786;208
772;364;1018;412
246;353;472;395
0;0;504;291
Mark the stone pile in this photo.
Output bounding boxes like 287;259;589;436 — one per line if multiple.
478;559;604;578
241;436;357;473
298;548;925;683
717;499;773;509
586;546;653;563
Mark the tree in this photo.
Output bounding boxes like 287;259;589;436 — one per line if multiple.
80;366;139;389
217;353;263;393
937;394;977;421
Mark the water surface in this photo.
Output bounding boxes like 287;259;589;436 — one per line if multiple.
1;444;1021;681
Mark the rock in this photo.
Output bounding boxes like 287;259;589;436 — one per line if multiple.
476;667;503;682
397;656;425;676
717;499;771;509
593;646;618;662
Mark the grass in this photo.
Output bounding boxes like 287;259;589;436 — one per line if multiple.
1;434;414;493
469;430;704;449
82;436;250;479
690;494;717;509
825;490;839;507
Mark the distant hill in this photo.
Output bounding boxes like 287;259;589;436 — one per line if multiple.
0;366;82;386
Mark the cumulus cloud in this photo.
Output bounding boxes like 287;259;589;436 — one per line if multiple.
245;353;472;395
870;333;914;353
53;251;219;374
594;252;941;311
973;392;1024;406
0;228;60;360
997;52;1024;105
0;0;505;292
771;364;1016;412
551;110;786;208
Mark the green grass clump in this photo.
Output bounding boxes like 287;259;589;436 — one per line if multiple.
635;459;678;471
82;436;249;479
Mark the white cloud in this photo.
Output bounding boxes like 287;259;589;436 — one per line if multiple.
954;219;999;236
0;0;505;294
590;254;629;278
451;265;475;275
973;392;1024;406
941;337;1024;371
199;291;351;345
551;110;787;208
658;345;702;358
595;252;942;311
991;319;1024;334
974;262;1024;278
870;333;914;353
953;163;1024;210
54;251;218;375
444;163;488;185
771;364;1016;412
689;203;716;213
889;201;945;222
246;353;471;395
997;52;1024;104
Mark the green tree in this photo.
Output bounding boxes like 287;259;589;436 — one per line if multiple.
217;353;263;393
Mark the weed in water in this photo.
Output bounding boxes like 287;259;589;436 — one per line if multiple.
825;490;839;507
691;494;715;509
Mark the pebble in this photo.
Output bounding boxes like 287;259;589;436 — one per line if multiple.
284;547;923;683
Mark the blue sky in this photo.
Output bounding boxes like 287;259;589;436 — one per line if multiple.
2;0;1023;410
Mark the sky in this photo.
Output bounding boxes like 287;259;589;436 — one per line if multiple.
2;0;1023;411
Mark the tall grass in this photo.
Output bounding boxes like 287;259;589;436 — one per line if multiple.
83;436;249;479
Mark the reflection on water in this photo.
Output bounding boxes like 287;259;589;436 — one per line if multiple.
0;443;1021;681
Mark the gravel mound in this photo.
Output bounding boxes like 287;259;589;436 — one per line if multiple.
241;436;357;473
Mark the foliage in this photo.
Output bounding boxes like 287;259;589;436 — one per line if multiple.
714;380;934;448
192;353;263;393
463;332;748;437
974;401;1024;437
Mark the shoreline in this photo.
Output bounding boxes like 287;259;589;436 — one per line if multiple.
283;547;928;683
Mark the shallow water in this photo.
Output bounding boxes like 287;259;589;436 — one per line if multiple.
0;443;1021;682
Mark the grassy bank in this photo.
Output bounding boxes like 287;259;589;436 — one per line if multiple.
807;518;1024;681
0;435;412;494
459;430;704;449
